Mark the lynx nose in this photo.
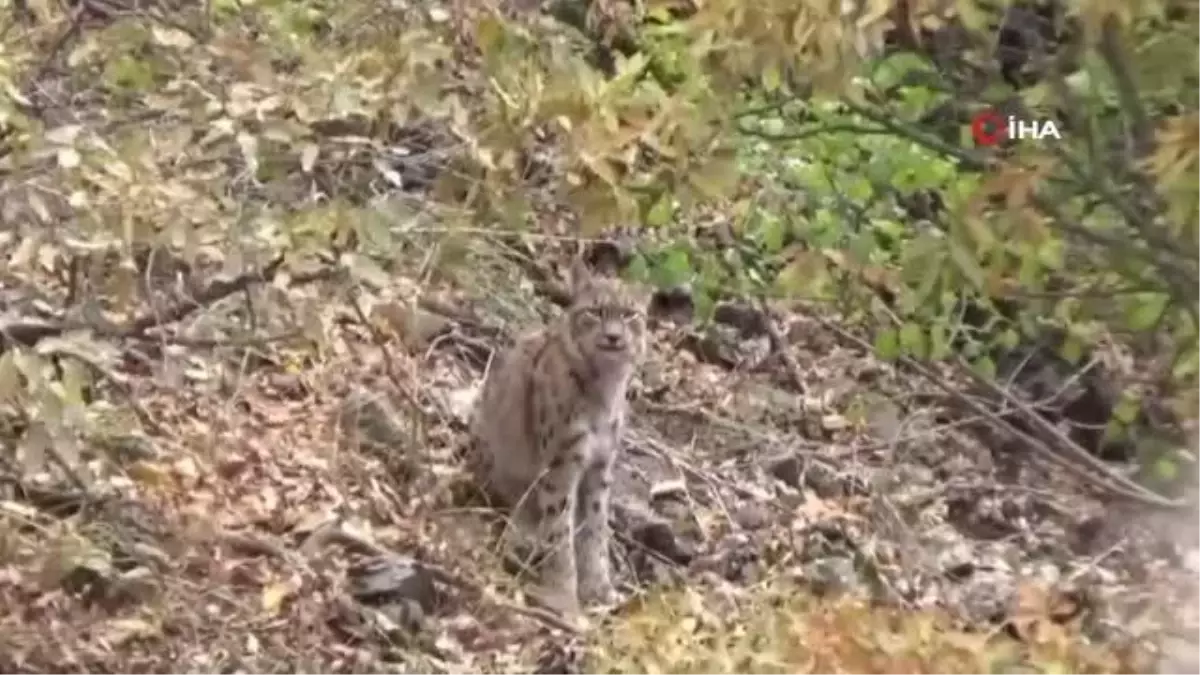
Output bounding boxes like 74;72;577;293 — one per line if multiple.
599;328;626;351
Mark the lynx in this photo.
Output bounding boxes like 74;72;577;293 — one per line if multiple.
468;260;648;616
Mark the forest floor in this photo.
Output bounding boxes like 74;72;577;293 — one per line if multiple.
0;1;1196;672
0;247;1196;673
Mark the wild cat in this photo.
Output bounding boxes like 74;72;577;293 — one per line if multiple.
468;259;648;615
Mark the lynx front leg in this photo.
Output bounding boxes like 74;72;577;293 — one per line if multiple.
575;454;617;606
529;440;588;616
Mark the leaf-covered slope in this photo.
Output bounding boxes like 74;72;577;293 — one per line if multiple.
0;0;1197;672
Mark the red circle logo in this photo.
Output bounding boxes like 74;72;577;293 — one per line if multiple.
970;109;1006;147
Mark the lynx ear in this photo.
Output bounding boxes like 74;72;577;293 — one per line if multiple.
567;257;596;298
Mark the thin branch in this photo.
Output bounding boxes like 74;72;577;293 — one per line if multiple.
125;255;286;337
1096;15;1154;160
837;98;989;171
737;122;891;143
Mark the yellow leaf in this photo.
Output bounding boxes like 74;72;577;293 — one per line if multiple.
1156;152;1197;188
578;151;620;187
261;579;297;614
101;618;161;647
689;155;739;200
126;460;173;488
571;183;621;234
855;0;893;28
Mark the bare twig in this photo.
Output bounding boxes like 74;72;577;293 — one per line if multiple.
759;299;807;396
126;255;288;337
218;529;313;572
812;315;1186;509
950;356;1185;508
0;257;337;352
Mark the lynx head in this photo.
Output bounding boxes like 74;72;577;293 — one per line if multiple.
564;258;648;374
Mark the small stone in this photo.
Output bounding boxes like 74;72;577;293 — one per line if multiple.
348;555;440;615
733;502;769;530
768;453;804;488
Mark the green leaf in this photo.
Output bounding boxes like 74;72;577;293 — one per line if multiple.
756;214;785;253
655;248;692;287
898;85;939;119
1153;456;1180;482
899;322;927;359
928;323;951;360
846;177;872;202
105;54;157;91
475;16;511;61
1112;391;1142;425
996;328;1020;350
1059;333;1084;365
972;355;997;380
1103;418;1128;445
912;257;943;305
611;51;651;92
626;253;651;283
947;239;985;290
871;52;937;91
1173;342;1200;379
645;194;675;228
874;329;900;360
1036;238;1065;270
210;0;242;19
1126;292;1169;331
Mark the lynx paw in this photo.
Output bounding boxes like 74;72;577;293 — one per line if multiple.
579;578;619;608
